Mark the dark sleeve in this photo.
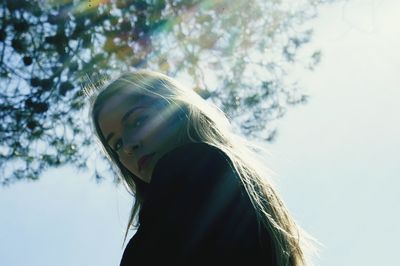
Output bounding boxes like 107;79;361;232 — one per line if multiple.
120;143;272;266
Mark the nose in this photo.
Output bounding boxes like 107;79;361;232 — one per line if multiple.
122;140;141;155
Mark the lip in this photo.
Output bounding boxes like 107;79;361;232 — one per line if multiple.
138;152;156;172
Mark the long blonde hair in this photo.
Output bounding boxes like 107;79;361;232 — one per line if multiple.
87;70;316;266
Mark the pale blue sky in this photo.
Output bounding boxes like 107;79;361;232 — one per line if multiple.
1;1;399;266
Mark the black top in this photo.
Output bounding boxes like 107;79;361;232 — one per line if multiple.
120;142;275;266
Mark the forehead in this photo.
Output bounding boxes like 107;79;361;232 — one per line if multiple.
100;90;142;114
97;90;150;131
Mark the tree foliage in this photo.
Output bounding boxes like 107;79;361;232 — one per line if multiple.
0;0;330;185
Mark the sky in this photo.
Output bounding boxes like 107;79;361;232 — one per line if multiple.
1;1;399;265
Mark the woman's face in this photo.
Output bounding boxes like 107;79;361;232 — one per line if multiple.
97;89;186;183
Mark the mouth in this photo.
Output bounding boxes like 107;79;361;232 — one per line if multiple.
138;152;156;172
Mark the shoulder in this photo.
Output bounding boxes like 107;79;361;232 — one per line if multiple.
141;142;249;227
154;142;229;169
150;142;235;186
146;142;243;209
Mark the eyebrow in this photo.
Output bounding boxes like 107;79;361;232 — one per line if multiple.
121;106;144;124
105;106;144;146
105;132;114;146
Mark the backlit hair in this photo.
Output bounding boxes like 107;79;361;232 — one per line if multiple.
87;70;317;266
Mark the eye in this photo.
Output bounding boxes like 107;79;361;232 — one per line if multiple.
114;139;122;152
127;116;148;129
134;119;142;127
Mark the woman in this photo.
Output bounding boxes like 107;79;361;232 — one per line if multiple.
88;70;315;266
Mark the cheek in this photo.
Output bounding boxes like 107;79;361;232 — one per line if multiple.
140;115;169;138
119;155;138;174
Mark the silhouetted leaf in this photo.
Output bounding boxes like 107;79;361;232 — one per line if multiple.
0;0;333;185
